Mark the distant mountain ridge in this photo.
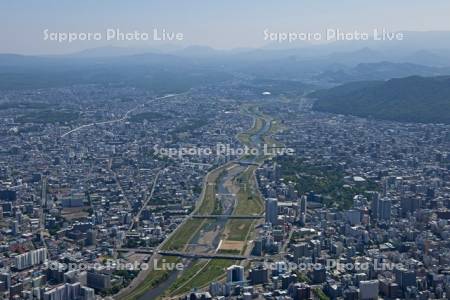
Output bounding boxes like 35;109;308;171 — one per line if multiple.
3;31;450;92
310;76;450;124
315;61;450;83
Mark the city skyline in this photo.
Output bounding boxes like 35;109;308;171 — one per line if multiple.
2;2;450;300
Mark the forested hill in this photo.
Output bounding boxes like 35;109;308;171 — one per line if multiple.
311;76;450;124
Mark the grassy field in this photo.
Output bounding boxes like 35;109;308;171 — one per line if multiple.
237;104;283;165
162;163;230;251
225;219;254;241
263;119;284;148
121;256;180;300
162;259;209;296
224;165;264;242
197;167;226;215
236;117;265;147
161;218;204;251
165;259;234;297
233;167;264;215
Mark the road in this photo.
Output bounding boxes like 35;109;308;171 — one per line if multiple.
60;93;183;138
191;214;263;219
128;169;162;232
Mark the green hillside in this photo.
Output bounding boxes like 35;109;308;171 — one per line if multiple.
311;76;450;124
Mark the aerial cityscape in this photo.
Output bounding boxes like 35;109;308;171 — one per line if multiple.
1;1;450;300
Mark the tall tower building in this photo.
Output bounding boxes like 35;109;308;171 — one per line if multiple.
378;198;392;221
300;195;307;214
265;198;278;225
370;192;380;220
299;195;307;224
370;192;391;222
227;265;245;283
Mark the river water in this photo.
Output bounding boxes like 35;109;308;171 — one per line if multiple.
138;113;271;299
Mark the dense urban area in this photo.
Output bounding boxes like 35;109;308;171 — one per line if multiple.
0;73;449;300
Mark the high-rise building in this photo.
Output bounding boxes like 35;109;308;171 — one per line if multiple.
227;265;245;283
0;190;17;202
249;265;268;285
395;268;417;290
209;282;225;297
371;193;391;222
401;197;421;216
251;239;262;256
265;198;278;225
0;272;11;292
378;198;392;221
14;248;47;270
86;229;97;246
80;285;95;300
359;280;379;300
298;195;307;224
370;192;380;219
289;283;311;300
292;243;309;262
300;195;307;214
86;271;111;291
11;220;20;235
345;209;361;225
42;283;95;300
41;176;48;207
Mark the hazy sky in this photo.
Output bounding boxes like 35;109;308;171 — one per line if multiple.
1;0;450;54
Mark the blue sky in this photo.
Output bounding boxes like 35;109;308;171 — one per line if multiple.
1;0;450;54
